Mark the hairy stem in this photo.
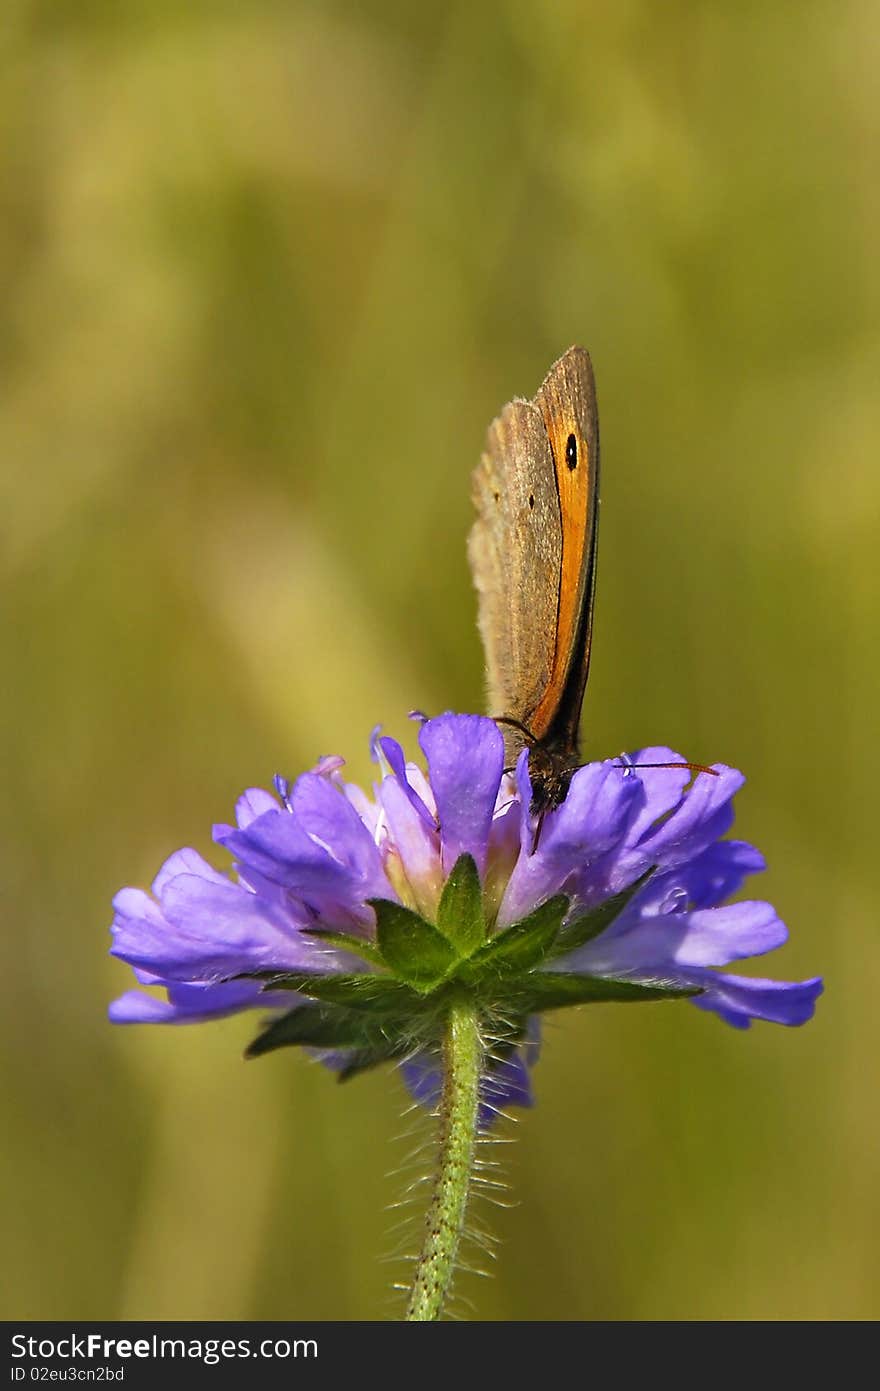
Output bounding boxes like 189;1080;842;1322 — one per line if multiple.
405;992;483;1321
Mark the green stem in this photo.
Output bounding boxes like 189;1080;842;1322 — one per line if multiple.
405;991;483;1321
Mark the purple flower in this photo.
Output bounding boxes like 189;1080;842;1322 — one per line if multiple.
110;714;822;1113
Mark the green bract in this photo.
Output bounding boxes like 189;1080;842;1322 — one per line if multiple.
241;855;698;1068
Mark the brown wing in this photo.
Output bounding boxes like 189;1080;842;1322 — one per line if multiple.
531;346;600;754
468;347;600;767
468;396;562;757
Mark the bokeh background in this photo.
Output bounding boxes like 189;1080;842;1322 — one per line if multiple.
2;0;876;1321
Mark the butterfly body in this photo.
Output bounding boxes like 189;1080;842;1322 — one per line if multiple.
469;347;600;813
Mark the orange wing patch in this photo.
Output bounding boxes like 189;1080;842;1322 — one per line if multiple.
528;407;592;741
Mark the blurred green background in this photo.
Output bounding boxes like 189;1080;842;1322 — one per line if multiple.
2;0;875;1321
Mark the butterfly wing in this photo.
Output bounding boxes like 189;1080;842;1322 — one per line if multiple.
468;395;562;763
468;347;600;768
531;346;600;753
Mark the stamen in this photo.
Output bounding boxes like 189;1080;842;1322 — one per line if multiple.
369;724;385;764
659;886;689;915
312;754;346;778
272;774;293;810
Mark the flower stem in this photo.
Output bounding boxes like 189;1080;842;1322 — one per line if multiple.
405;991;483;1321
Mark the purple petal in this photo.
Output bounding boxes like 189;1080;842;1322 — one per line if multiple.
483;787;522;920
481;1050;534;1115
691;972;824;1028
545;761;639;858
635;765;744;869
290;773;387;895
619;748;693;844
213;786;285;842
399;1043;536;1126
376;773;441;918
404;763;437;818
418;714;504;876
109;977;273;1023
399;1052;443;1111
578;839;767;939
378;735;435;828
512;748;534;855
572;899;787;974
235;787;282;828
111;885;166;934
658;839;766;909
110;989;186;1023
216;788;389;927
216;808;339;888
110;874;322;981
499;761;638;926
152;847;229;898
333;775;380;834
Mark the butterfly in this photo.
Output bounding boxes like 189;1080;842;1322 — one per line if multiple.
469;347;713;819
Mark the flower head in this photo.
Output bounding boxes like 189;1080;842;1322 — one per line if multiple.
110;714;822;1115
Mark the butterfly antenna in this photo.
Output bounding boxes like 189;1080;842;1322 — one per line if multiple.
616;758;719;778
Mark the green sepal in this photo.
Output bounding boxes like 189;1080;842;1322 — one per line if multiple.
502;971;702;1013
550;868;655;959
301;928;386;969
462;895;569;983
244;1001;374;1058
369;898;459;992
255;971;421;1013
435;853;486;955
335;1038;412;1083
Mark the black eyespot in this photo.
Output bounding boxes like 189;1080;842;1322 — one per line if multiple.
493;491;500;502
565;434;577;470
528;494;535;509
